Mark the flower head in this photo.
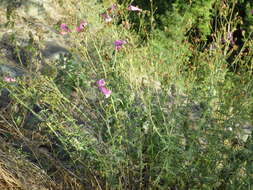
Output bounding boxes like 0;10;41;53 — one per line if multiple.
101;13;113;23
60;23;71;35
98;86;111;98
114;40;127;50
96;79;106;87
76;21;88;32
96;79;111;98
128;5;142;12
4;77;16;82
251;9;253;15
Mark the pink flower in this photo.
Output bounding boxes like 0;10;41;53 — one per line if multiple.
98;86;111;98
128;5;142;12
4;77;16;82
251;9;253;15
101;13;113;23
76;21;88;33
114;40;127;50
60;23;71;35
96;79;111;98
96;79;106;87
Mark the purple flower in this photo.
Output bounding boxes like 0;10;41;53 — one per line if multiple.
76;21;88;32
128;5;142;12
251;9;253;15
114;40;127;50
4;77;16;82
114;40;127;46
60;23;70;31
96;79;106;87
96;79;112;98
101;13;113;23
60;23;71;35
98;86;112;98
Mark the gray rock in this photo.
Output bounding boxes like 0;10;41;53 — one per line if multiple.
42;42;70;60
0;88;11;108
237;123;253;142
0;63;26;77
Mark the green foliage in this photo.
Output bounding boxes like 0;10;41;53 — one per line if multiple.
1;0;253;189
158;0;215;39
55;54;89;94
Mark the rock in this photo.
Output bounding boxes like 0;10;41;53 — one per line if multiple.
42;42;70;61
236;122;253;142
0;63;25;77
0;31;71;77
0;88;11;108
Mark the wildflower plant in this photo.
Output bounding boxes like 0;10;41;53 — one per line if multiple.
60;23;71;35
0;0;253;189
114;40;127;50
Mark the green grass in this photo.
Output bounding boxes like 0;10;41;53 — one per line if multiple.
0;0;253;189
